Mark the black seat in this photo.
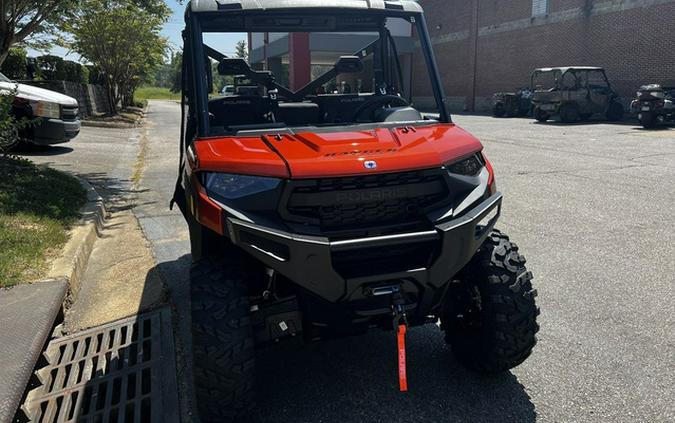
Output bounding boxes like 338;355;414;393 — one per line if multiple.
312;94;375;124
208;96;271;127
276;102;320;126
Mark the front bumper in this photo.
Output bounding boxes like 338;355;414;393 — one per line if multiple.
28;117;81;145
226;192;502;307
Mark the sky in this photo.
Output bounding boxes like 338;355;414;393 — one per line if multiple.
28;1;246;62
165;1;246;56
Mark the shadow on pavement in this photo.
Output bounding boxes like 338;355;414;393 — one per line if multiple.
144;255;196;423
533;119;638;127
147;257;535;423
13;144;74;156
75;172;155;213
253;329;535;423
630;125;674;131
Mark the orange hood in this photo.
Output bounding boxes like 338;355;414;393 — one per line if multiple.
193;123;484;179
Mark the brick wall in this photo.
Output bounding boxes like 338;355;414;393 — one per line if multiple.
414;0;675;112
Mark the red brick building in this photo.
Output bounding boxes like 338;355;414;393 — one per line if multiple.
413;0;675;112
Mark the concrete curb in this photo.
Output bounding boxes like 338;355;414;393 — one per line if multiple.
81;120;140;129
0;175;106;423
81;106;147;129
0;279;68;423
47;177;107;300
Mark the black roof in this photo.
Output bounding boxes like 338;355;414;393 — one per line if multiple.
533;66;605;74
190;0;423;13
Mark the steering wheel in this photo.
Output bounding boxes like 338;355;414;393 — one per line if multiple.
352;95;410;122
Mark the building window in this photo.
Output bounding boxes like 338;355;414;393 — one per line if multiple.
532;0;549;17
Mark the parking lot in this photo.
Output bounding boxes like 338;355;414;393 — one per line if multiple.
22;102;674;422
252;115;675;423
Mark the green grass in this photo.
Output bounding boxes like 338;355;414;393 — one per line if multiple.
0;156;86;287
134;86;181;102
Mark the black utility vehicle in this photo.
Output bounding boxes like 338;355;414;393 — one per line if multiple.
493;88;532;118
630;84;675;128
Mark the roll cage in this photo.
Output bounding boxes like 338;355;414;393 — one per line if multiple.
531;67;612;92
181;6;450;139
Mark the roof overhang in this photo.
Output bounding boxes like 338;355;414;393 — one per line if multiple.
190;0;423;13
533;66;604;74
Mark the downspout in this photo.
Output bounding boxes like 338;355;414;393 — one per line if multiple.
470;0;480;112
263;32;269;70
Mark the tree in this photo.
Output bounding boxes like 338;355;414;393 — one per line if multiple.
152;51;182;92
0;0;76;67
235;40;248;60
64;0;169;113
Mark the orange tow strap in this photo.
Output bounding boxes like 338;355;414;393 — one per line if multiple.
397;324;408;392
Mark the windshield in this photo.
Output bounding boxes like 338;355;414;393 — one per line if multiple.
532;71;561;91
0;72;11;83
189;12;447;136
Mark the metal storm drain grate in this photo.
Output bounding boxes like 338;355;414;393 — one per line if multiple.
20;308;178;423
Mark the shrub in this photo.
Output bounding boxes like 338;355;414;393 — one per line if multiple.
36;55;88;83
0;93;20;151
0;88;35;152
36;55;64;81
0;48;28;80
87;65;105;85
60;60;88;83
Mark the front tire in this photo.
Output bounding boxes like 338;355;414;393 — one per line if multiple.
639;112;657;129
606;101;624;121
191;256;255;423
559;103;580;123
493;103;506;117
534;107;549;122
442;230;539;373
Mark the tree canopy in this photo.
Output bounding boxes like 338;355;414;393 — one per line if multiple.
0;0;171;67
0;0;77;66
64;0;170;112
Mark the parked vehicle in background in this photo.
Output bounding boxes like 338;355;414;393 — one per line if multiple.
220;75;259;97
220;84;235;96
175;1;539;422
493;88;532;117
630;84;675;129
0;72;80;145
531;67;624;123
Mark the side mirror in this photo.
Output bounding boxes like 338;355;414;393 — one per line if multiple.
218;58;252;76
335;56;363;74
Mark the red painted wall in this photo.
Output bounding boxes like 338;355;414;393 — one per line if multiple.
289;32;311;91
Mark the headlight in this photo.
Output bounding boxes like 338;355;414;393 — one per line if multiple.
446;154;483;176
30;100;61;119
650;91;666;99
203;172;281;200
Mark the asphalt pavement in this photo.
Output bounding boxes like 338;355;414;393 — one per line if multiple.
21;101;675;422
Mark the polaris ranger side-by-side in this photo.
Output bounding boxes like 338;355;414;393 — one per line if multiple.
531;67;624;123
174;1;539;421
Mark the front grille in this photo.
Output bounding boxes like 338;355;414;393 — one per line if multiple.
332;240;439;279
283;169;449;236
61;106;79;121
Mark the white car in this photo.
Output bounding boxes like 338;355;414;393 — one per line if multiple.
220;85;235;96
0;72;80;145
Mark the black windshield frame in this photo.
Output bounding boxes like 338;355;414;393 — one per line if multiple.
186;8;450;137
